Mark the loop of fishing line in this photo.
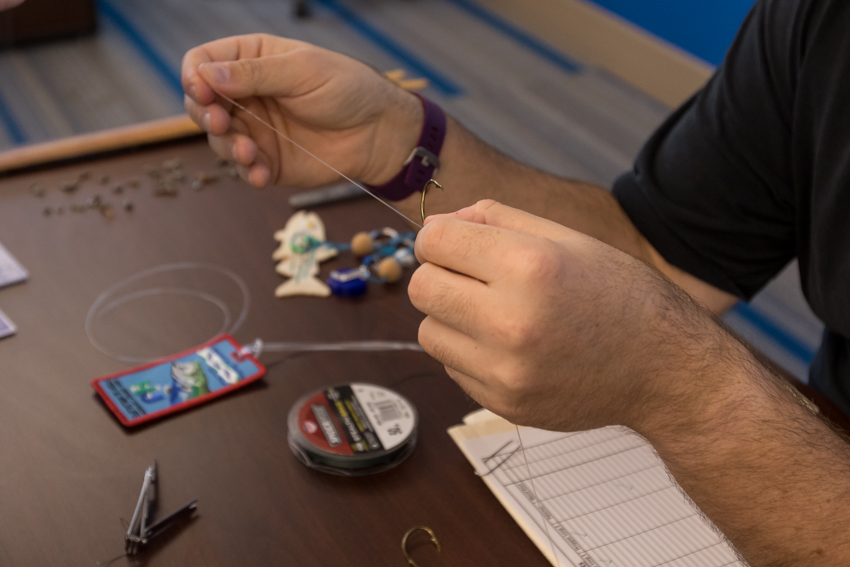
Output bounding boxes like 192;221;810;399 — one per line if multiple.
85;262;251;364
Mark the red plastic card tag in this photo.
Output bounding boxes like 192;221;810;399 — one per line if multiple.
92;335;265;427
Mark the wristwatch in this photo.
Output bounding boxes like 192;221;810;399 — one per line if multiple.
365;93;447;201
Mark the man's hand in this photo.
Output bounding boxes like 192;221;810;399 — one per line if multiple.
182;34;422;188
411;200;850;566
182;35;735;313
410;199;726;432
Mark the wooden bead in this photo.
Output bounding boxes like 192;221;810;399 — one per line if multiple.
377;257;402;283
350;232;374;256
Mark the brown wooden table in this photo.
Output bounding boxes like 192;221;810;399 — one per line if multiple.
3;118;847;567
0;122;551;567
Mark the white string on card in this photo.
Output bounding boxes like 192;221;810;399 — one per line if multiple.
214;89;562;567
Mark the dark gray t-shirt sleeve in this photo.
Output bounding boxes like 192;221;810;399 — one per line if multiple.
612;0;805;299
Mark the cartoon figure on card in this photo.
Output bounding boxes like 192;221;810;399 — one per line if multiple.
92;336;266;428
130;380;167;404
169;361;210;404
273;211;337;298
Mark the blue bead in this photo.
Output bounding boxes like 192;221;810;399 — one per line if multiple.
328;269;368;297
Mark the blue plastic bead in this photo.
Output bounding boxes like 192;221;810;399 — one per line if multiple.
328;268;368;297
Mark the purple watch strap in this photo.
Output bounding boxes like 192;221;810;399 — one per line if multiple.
365;93;447;201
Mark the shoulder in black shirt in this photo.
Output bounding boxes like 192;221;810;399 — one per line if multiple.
612;0;850;415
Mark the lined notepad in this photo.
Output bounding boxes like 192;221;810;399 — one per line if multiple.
449;410;747;567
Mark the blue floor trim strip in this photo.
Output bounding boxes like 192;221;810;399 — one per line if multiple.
0;90;28;145
731;302;817;365
442;0;582;74
97;0;184;101
313;0;463;97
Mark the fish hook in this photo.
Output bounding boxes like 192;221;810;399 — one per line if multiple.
402;526;441;567
420;179;444;223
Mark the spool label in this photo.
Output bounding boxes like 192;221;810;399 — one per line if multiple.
311;404;342;447
351;383;415;451
298;384;416;455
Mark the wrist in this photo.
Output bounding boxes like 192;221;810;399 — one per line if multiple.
359;90;424;186
362;93;447;201
641;341;780;450
622;300;754;439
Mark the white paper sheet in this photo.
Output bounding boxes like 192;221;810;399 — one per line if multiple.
459;425;747;567
0;241;28;288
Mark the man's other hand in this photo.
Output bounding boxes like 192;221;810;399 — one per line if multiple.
410;200;732;434
182;34;422;189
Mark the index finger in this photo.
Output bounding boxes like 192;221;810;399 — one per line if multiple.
434;199;574;241
181;34;309;105
415;216;547;284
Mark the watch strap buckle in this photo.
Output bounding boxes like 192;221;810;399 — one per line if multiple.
403;146;441;170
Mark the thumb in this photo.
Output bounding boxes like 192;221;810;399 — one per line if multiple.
198;53;302;99
441;199;574;241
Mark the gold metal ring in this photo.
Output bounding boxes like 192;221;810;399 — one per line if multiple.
402;526;440;567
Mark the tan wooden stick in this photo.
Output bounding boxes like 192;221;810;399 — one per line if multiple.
0;114;202;173
0;69;431;174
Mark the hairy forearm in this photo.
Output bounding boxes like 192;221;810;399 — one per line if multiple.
395;117;649;258
638;325;850;565
391;104;850;562
393;116;738;312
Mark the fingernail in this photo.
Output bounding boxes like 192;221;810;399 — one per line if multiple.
202;113;211;131
204;63;229;84
189;84;197;99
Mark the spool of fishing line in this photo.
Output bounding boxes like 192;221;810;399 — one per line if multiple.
287;383;418;476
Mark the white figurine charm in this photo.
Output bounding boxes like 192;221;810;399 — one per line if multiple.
273;211;337;297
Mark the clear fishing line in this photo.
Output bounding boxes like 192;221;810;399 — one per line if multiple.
215;92;424;229
239;338;424;357
86;264;424;364
516;426;563;567
85;262;251;364
287;382;419;476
